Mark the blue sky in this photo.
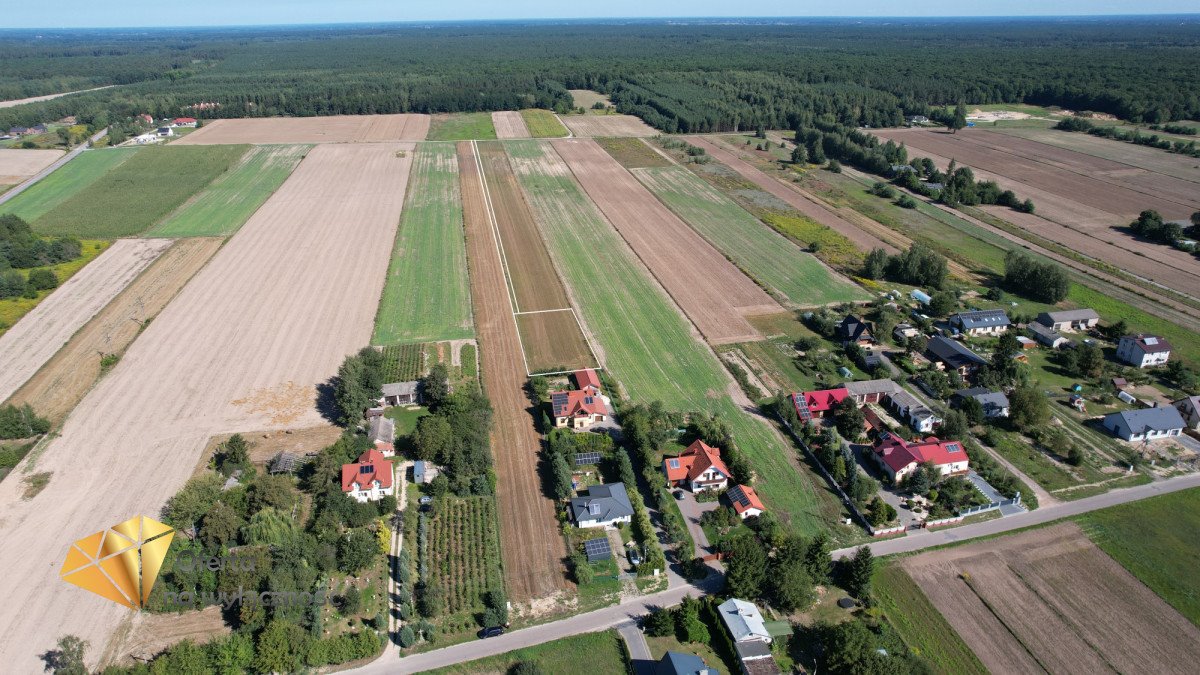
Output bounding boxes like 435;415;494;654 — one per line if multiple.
5;1;1197;28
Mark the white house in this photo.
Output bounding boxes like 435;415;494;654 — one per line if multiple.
340;449;394;503
949;309;1011;337
727;484;766;520
570;483;634;529
1174;396;1200;431
663;439;731;492
1116;334;1171;368
717;599;781;675
873;433;969;482
1103;407;1186;442
1036;309;1100;333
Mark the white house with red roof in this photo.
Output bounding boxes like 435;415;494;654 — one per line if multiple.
341;449;394;503
872;432;968;482
172;117;198;127
791;388;850;423
550;369;609;429
727;484;765;519
663;439;731;492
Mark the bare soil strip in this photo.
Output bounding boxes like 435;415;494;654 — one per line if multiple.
0;148;66;184
0;143;412;672
904;522;1200;675
515;310;599;374
492;111;531;139
560;114;658;138
457;141;567;602
175;114;430;145
0;238;172;404
553;138;778;344
7;238;224;425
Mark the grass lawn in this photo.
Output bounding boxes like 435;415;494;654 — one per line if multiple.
384;406;430;437
0;239;109;335
1078;488;1200;627
985;430;1083;493
373;143;473;344
874;563;988;675
646;631;736;674
507;139;834;537
427;113;497;141
0;147;139;222
422;629;628;674
147;145;308;237
31;145;248;238
520;109;568;138
632;166;868;306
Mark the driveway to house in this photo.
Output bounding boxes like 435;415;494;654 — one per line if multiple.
619;620;655;675
675;489;719;558
965;470;1026;516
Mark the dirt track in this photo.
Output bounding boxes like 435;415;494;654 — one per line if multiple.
457;141;567;602
904;522;1200;674
0;148;65;184
561;114;657;138
0;142;412;672
0;238;172;405
175;114;430;144
7;238;224;424
492;112;531;139
553;138;777;344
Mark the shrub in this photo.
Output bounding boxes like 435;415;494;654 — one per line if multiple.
27;268;58;291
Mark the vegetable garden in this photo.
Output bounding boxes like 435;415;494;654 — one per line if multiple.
428;496;504;618
380;343;427;382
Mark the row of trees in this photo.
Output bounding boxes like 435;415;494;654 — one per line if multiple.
861;243;949;290
0;215;81;270
1003;250;1071;303
1056;117;1200;158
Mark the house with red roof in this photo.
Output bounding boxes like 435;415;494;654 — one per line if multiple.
341;449;395;503
663;440;731;492
172;117;198;127
575;368;602;393
791;388;850;423
727;484;765;519
872;432;968;482
551;389;607;429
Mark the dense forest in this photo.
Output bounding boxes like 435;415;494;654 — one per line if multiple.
1;18;1198;132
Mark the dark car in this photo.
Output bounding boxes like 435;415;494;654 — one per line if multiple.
673;490;684;500
478;626;505;639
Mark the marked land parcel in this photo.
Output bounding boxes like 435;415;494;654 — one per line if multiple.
175;114;430;145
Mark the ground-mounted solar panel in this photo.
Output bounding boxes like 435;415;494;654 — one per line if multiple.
584;537;612;562
574;451;601;466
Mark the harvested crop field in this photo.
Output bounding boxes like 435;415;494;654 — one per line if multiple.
491;111;531;139
175;114;430;144
0;142;413;672
374;143;473;345
903;522;1200;674
0;238;171;405
989;125;1200;183
6;238;223;425
515;310;598;374
0;147;139;222
0;148;64;184
561;114;658;137
428;113;497;141
457;140;566;602
553;138;778;344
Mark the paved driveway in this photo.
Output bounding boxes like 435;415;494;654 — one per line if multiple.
675;489;718;557
965;470;1026;516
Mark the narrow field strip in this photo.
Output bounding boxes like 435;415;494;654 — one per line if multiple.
175;114;430;145
492;111;531;139
519;109;569;138
373;143;474;345
147;145;310;237
516;309;599;375
0;147;139;222
429;113;497;141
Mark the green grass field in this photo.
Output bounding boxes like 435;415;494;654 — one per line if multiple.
520;109;568;138
146;145;308;237
423;629;628;674
0;239;109;336
1078;488;1200;627
633;166;868;306
373;143;473;345
506;140;831;536
427;113;497;141
0;147;140;223
31;145;248;238
875;563;988;675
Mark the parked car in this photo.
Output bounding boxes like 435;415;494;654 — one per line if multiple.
627;547;643;567
419;496;433;505
673;490;684;500
478;626;504;639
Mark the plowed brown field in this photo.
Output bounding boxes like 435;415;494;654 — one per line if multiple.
491;111;531;139
515;310;598;374
175;114;430;145
0;142;412;672
7;238;224;424
904;522;1200;674
0;148;65;184
457;141;567;602
553;138;777;344
0;238;172;404
561;114;658;138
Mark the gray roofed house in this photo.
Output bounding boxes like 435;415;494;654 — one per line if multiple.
926;336;987;376
950;309;1011;336
717;598;782;675
1173;396;1200;431
953;387;1011;418
367;415;395;456
381;380;420;406
1036;309;1100;333
656;652;718;675
1027;321;1069;349
1103;407;1186;442
836;314;876;346
1117;334;1172;368
570;483;634;528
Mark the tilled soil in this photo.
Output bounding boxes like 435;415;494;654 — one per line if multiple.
175;114;430;144
0;148;65;183
492;111;531;139
561;114;658;138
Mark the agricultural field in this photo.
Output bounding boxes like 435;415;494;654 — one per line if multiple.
568;89;612;111
874;563;988;675
519;109;568;138
175;114;430;145
560;114;658;137
0;147;139;222
552;138;778;344
0;142;414;673
595;136;671;168
6;238;223;425
515;310;598;374
631;165;868;306
428;113;497;141
426;496;505;618
506;139;836;537
903;522;1200;674
31;145;248;238
0;149;64;185
421;629;628;675
373;143;473;345
146;145;309;237
989;123;1200;182
491;111;530;139
0;238;170;403
380;343;427;382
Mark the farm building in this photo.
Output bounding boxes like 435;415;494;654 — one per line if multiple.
1102;407;1186;442
570;483;634;528
1116;334;1171;368
836;314;876;346
872;432;969;482
1027;321;1069;349
656;652;718;675
1173;396;1200;431
716;598;781;675
663;439;731;492
727;484;766;519
1036;309;1100;333
953;387;1011;418
156;127;174;137
791;388;850;422
413;460;440;484
341;449;394;503
367;415;395;456
926;336;987;377
910;289;932;306
380;380;420;406
950;309;1010;336
575;367;602;393
841;379;940;433
893;323;921;341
